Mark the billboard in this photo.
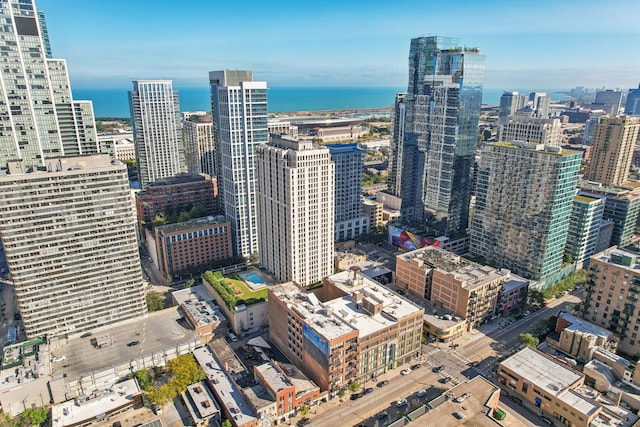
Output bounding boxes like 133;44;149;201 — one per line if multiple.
303;324;329;357
388;225;441;252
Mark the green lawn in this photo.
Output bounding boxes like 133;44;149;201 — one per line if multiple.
225;276;268;301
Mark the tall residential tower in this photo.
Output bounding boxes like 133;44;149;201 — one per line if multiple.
210;70;268;258
183;113;215;176
399;36;485;237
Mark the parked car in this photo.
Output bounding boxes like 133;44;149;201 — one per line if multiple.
396;399;408;408
508;395;523;405
297;418;311;426
401;368;412;375
453;412;466;420
127;341;140;347
417;389;427;397
350;392;363;400
411;363;422;370
539;416;554;426
377;411;388;419
377;380;389;387
363;387;373;395
432;365;445;373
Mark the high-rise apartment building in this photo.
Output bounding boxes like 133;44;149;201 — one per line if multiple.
595;90;624;116
565;195;605;265
0;154;147;339
498;91;526;132
499;117;562;146
327;143;369;241
626;84;640;115
584;116;640;187
582;112;607;145
387;92;407;197
529;92;551;118
0;0;98;167
470;142;582;283
583;248;640;358
209;70;267;257
399;36;485;237
256;135;334;286
129;80;184;189
184;113;215;176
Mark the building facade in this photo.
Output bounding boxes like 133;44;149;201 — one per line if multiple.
387;93;407;197
155;216;233;278
470;142;582;283
327;144;369;241
499;117;562;146
256;135;334;286
129;80;185;189
583;248;640;358
498;91;526;132
584;116;640;187
0;154;147;338
184;113;215;177
595;90;624;116
135;174;218;223
399;37;485;237
0;0;98;167
565;195;605;265
626;84;640;116
210;70;267;258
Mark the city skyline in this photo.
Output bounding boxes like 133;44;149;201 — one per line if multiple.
38;0;640;90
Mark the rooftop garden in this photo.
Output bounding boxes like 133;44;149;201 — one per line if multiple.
202;271;268;313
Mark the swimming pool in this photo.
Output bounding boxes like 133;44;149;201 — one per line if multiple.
244;272;266;285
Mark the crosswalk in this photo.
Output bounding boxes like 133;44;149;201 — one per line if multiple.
421;347;494;383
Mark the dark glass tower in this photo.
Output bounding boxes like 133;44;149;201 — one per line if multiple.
399;37;485;238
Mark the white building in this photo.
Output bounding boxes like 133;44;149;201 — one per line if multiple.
184;113;215;176
499;116;562;146
210;70;267;258
257;135;334;286
129;80;185;189
0;1;98;167
0;154;147;339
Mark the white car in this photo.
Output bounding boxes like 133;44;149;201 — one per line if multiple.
417;389;427;397
401;368;411;375
395;399;408;407
52;356;66;363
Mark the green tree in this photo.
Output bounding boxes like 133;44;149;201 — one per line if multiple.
146;291;165;311
134;369;152;390
299;405;309;417
527;289;545;310
518;333;539;348
152;213;167;228
348;382;361;393
177;211;191;223
337;389;345;398
185;279;195;288
189;204;207;219
22;407;48;426
221;420;233;427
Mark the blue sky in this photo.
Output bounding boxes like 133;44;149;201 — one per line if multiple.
38;0;640;90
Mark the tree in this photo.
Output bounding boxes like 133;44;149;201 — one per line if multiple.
185;279;195;288
518;333;539;348
348;382;361;393
189;204;207;219
527;289;545;310
22;407;48;426
178;211;191;223
299;405;309;417
221;420;233;427
146;291;165;311
134;369;152;390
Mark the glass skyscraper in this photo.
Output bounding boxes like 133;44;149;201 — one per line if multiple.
399;36;485;238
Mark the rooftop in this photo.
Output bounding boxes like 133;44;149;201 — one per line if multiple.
488;141;581;156
256;362;293;392
182;382;220;421
591;247;640;271
156;215;227;234
558;312;612;339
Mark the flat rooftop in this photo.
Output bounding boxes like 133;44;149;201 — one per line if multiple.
559;312;612;338
256;362;292;392
173;285;224;328
501;348;586;401
156;215;228;234
193;346;257;425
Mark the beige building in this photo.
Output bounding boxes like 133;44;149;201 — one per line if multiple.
499;116;562;146
362;198;384;228
395;246;527;329
585;116;640;187
582;247;640;358
268;272;423;395
498;347;602;427
183;113;215;177
546;312;615;363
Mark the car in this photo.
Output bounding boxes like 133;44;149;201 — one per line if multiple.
411;363;422;370
453;412;466;420
396;399;408;408
350;392;363;400
227;333;238;342
376;380;389;387
112;422;122;427
454;393;469;403
438;377;449;384
417;389;427;397
127;341;140;347
377;411;388;419
539;415;554;425
523;310;531;316
80;332;92;338
508;395;523;405
363;387;373;395
401;368;412;375
432;365;445;373
297;418;311;426
52;356;66;363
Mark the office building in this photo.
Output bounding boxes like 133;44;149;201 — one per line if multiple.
387;92;407;197
210;70;267;258
499;117;562;146
129;80;185;189
565;195;605;265
529;92;551;118
0;154;147;339
327;144;370;241
584;116;640;187
184;113;215;176
97;132;136;161
399;37;485;237
498;348;602;427
155;216;233;278
135;174;218;223
583;248;640;358
595;90;624;116
470;142;582;283
256;135;334;286
268;274;423;394
0;0;98;168
498;91;526;132
395;246;528;327
579;182;640;248
582;112;607;145
626;84;640;115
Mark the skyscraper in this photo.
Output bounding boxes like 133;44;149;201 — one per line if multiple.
499;117;562;146
256;135;334;286
0;154;147;339
498;91;526;133
184;113;215;176
470;142;582;283
529;92;551;118
584;116;640;187
0;0;98;168
327;143;369;241
129;80;185;189
626;84;640;115
387;92;407;197
595;90;623;116
399;37;485;237
209;70;267;258
565;195;604;265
